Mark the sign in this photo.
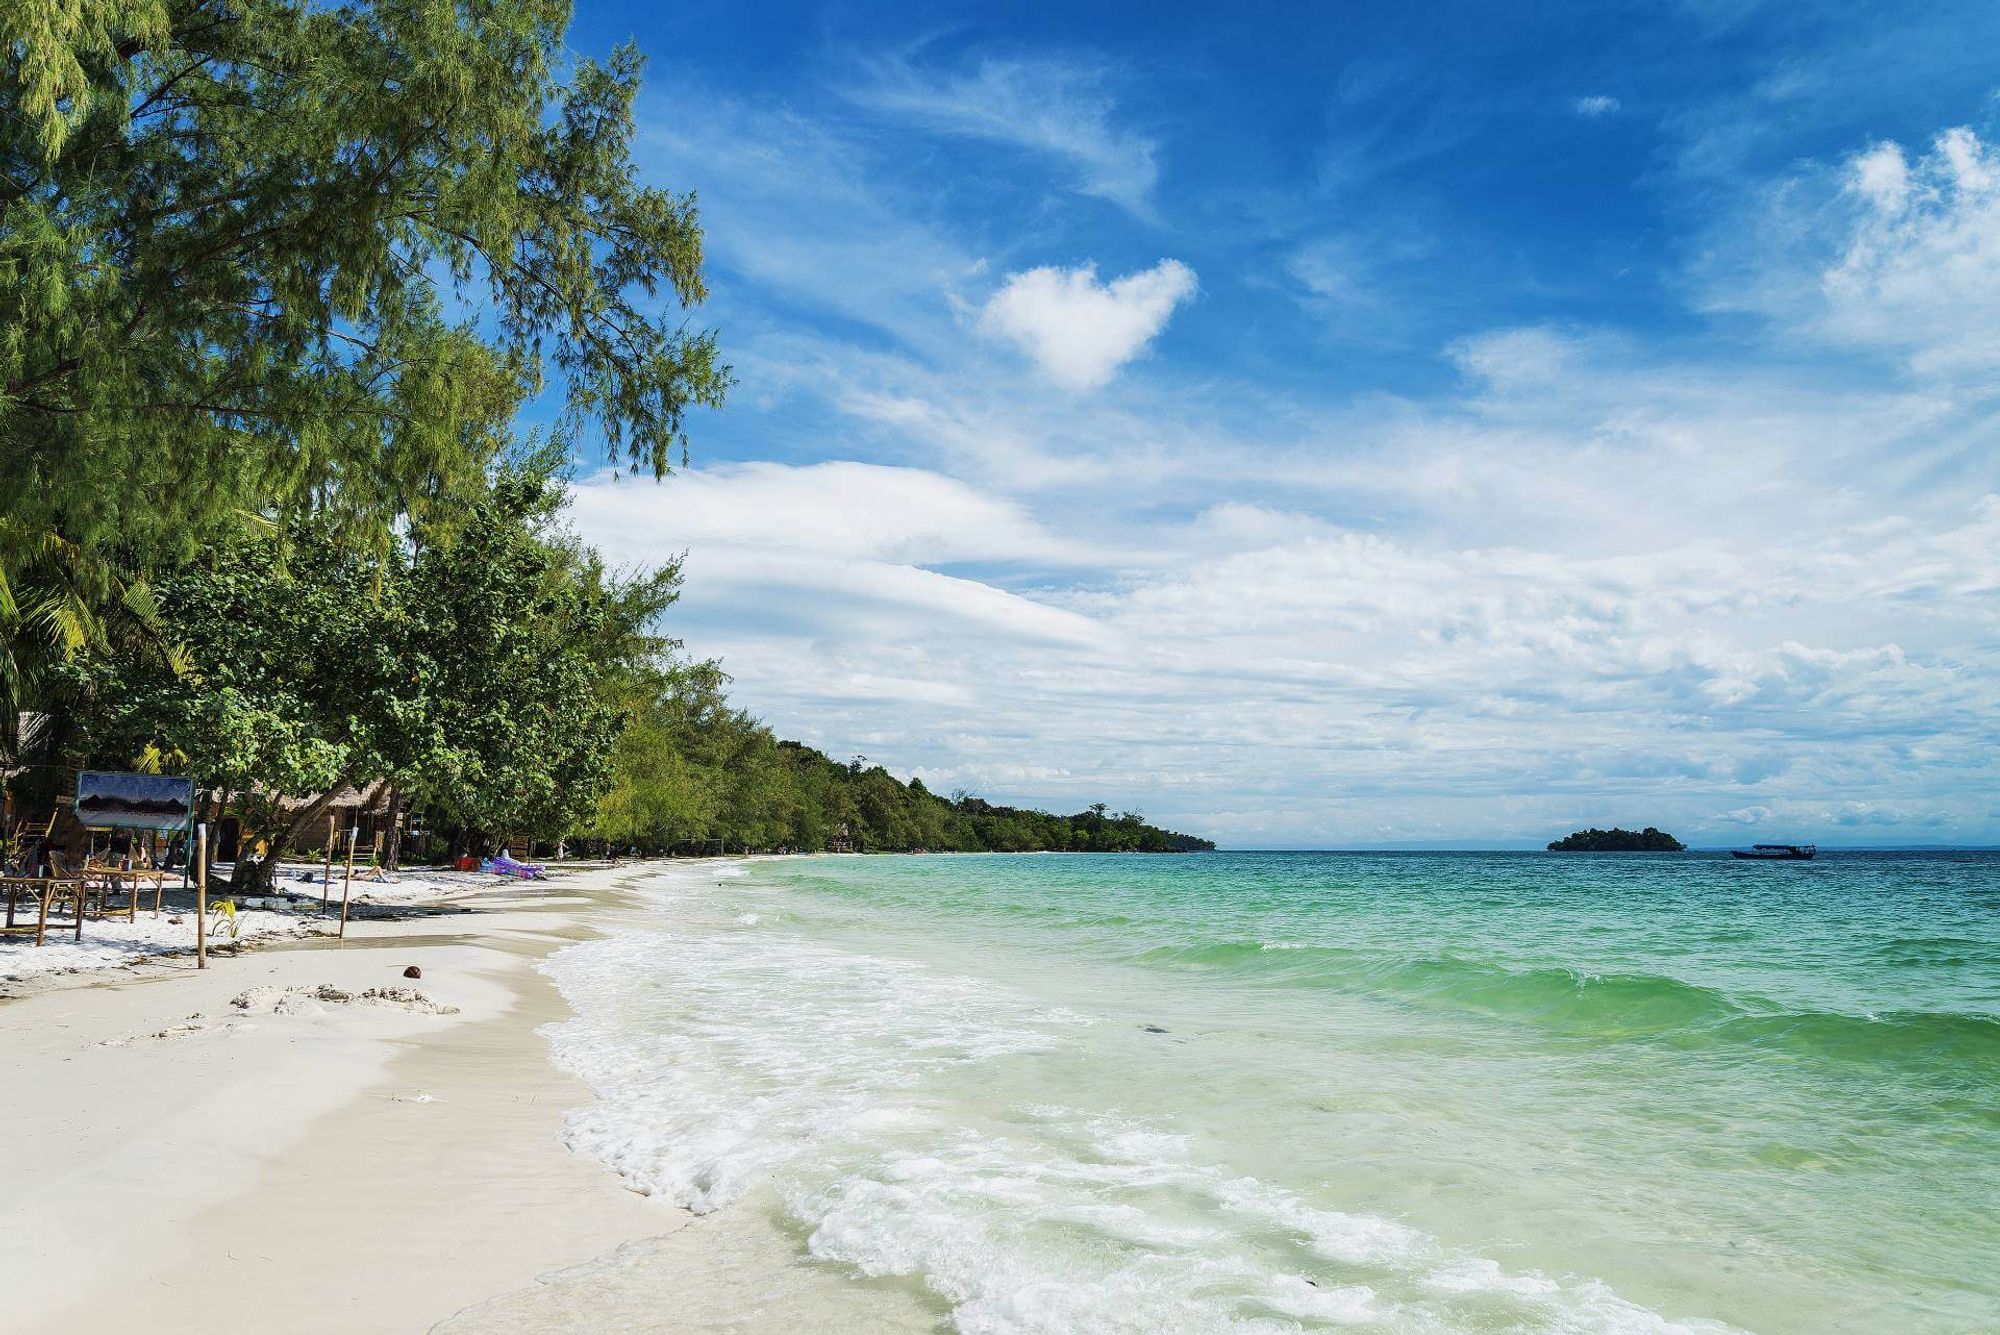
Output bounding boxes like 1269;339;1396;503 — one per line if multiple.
75;771;195;830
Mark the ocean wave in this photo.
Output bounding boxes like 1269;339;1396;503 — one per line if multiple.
540;899;1753;1334
1868;934;1995;968
1125;939;2000;1060
787;1114;1745;1335
1712;1007;2000;1068
1128;941;1748;1036
542;923;1065;1214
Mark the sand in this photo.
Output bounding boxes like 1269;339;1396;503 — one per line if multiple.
0;865;687;1334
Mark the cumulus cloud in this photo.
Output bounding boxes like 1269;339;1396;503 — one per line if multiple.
608;436;2000;845
1848;141;1912;210
1819;126;2000;377
1705;121;2000;382
845;54;1159;219
978;259;1197;390
1572;95;1621;117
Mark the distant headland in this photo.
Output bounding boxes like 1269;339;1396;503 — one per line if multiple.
1547;827;1687;852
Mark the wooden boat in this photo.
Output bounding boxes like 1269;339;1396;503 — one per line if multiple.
1730;843;1817;860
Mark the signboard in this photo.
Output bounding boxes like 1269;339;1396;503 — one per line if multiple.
75;771;195;831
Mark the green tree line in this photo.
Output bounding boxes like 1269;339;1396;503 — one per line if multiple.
591;657;1214;854
15;453;1210;874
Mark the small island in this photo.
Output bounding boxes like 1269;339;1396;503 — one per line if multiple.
1547;827;1686;852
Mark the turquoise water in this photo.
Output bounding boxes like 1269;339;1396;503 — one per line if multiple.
540;851;2000;1334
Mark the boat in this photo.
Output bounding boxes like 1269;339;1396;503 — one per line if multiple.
1730;843;1817;861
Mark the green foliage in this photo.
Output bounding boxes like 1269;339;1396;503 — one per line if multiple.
394;457;669;840
209;896;241;939
1;0;727;719
66;456;663;879
1547;827;1686;852
73;513;396;869
587;667;1216;856
0;1;1207;866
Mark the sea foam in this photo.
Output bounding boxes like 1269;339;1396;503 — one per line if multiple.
538;861;1753;1334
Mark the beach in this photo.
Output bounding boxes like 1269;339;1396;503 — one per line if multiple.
0;864;673;1334
5;852;1996;1335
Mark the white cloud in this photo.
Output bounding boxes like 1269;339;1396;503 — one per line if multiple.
1819;126;2000;378
1447;326;1585;389
1286;240;1366;307
1706;122;2000;384
677;480;1999;844
1848;141;1911;211
608;87;2000;845
1572;95;1621;117
845;54;1159;219
567;463;1108;661
569;461;1083;567
978;260;1197;390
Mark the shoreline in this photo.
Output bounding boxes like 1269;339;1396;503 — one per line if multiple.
0;863;685;1334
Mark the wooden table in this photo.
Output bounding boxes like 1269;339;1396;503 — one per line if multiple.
0;876;88;947
82;867;172;922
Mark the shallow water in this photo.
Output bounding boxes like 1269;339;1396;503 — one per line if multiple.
534;851;2000;1334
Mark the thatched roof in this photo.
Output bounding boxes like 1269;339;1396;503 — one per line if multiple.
273;779;395;815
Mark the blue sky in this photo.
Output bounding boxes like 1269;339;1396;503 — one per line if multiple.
562;0;2000;847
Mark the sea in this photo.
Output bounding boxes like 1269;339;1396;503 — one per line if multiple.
468;851;2000;1334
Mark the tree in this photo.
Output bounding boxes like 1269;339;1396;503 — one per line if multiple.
579;655;1220;856
67;452;666;886
394;458;669;851
1547;827;1686;852
74;515;403;889
1;0;728;719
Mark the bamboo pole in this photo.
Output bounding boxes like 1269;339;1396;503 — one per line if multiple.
195;821;208;969
321;811;335;916
337;825;357;939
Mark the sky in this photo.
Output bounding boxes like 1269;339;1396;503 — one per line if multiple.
559;0;2000;848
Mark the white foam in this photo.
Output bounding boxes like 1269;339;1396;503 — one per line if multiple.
1215;1176;1431;1267
1260;1275;1381;1324
541;865;1753;1335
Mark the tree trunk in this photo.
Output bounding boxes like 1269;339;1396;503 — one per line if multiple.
381;786;405;871
231;779;356;895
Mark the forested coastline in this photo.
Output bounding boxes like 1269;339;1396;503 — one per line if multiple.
0;0;1210;881
595;660;1214;853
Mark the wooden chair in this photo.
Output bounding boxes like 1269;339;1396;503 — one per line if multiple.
53;852;133;930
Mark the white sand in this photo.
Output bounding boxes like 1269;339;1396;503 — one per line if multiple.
0;866;685;1334
0;862;595;985
0;901;318;981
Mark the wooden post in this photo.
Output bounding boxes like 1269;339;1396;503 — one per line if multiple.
337;825;357;939
195;821;208;969
321;812;335;916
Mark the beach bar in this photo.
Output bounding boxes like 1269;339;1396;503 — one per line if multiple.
1;771;193;948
